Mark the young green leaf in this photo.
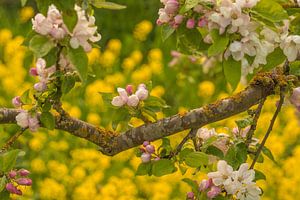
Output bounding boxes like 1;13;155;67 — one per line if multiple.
40;112;55;130
92;1;126;10
136;163;152;176
62;75;76;94
223;56;241;91
184;152;209;168
29;35;55;58
67;47;88;82
152;159;176;177
208;30;229;56
0;149;21;172
161;25;175;42
253;0;288;22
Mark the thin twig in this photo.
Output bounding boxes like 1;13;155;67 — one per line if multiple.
169;128;198;158
0;128;27;153
246;97;266;146
250;90;285;169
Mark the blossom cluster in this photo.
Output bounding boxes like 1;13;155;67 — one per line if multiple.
111;84;149;107
206;160;261;200
157;0;300;78
139;141;160;163
32;4;101;52
15;110;39;132
186;178;222;199
5;169;32;196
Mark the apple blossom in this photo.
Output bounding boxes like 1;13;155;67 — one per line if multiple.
127;94;139;107
8;170;17;179
207;160;233;186
141;153;151;163
136;87;149;100
164;0;179;15
111;96;126;107
12;96;22;108
145;144;155;154
6;183;22;195
207;186;222;198
18;169;30;176
70;5;101;52
15;111;40;132
290;87;300;111
186;19;195;29
16;178;33;186
280;35;300;62
186;191;195;199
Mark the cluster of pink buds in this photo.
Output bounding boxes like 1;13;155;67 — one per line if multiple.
157;0;183;28
139;141;159;163
186;178;221;199
29;58;56;92
15;110;39;132
5;169;32;196
289;87;300;111
111;84;149;107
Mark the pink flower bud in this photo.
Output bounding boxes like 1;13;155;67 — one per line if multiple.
8;170;17;179
141;153;151;163
28;116;40;132
186;19;195;29
18;169;30;177
199;179;213;191
174;14;184;24
165;0;179;15
127;95;139;107
6;183;22;195
186;191;195;199
145;144;155;154
198;18;208;27
12;96;22;108
34;82;47;92
207;186;221;198
143;141;150;147
156;19;163;26
29;68;38;76
154;157;160;161
111;96;126;107
126;85;134;95
136;88;149;101
171;50;181;58
16;178;32;186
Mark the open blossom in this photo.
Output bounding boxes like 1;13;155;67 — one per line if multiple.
32;5;67;39
33;58;56;92
70;5;101;52
157;0;180;27
208;160;233;186
236;182;262;200
127;94;139;107
280;35;300;62
16;111;39;132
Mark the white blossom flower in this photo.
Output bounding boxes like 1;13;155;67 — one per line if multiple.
236;0;259;9
207;160;233;186
136;87;149;100
196;128;217;141
70;5;101;52
16;111;39;132
236;182;262;200
117;88;129;103
127;94;139;107
280;35;300;62
111;96;126;107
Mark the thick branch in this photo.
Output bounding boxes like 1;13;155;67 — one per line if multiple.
0;72;281;156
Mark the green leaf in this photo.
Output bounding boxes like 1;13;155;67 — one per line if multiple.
255;169;266;181
235;118;253;129
184;152;209;168
253;0;288;22
161;25;175;42
141;107;157;120
21;0;27;6
290;61;300;76
0;176;7;192
136;163;152;176
29;35;55;58
262;146;277;164
180;0;201;13
263;48;286;71
223;56;241;91
92;1;126;10
206;145;224;159
152;159;176;177
179;148;194;161
20;89;32;105
63;9;78;32
0;190;10;200
62;75;76;94
40;112;55;130
235;142;248;164
182;178;199;195
208;30;229;56
0;149;21;172
67;47;88;82
144;96;168;109
224;143;248;169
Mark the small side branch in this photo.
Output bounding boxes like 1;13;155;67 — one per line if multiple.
246;97;266;146
0;128;27;153
250;90;285;169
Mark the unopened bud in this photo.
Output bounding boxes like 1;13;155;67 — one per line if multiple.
18;169;30;176
141;153;151;163
8;170;17;179
16;178;32;186
12;96;22;108
29;68;38;76
145;144;155;154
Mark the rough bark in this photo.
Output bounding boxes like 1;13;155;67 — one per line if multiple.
0;72;280;156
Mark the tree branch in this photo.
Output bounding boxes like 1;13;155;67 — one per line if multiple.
0;72;284;156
